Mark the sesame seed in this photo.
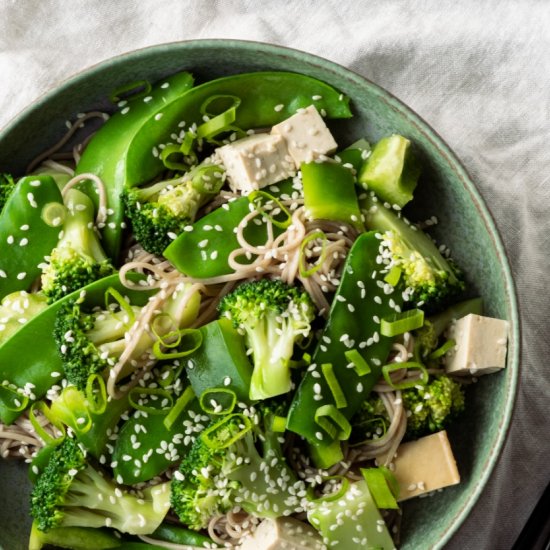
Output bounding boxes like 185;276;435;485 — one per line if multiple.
274;104;284;112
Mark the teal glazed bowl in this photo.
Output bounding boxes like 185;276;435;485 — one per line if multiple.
0;40;519;550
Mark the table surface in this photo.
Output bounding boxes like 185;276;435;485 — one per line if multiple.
0;1;549;549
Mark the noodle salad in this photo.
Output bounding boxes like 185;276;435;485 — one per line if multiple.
0;71;509;550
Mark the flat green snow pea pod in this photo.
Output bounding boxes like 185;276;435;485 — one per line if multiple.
127;71;352;190
151;523;215;547
0;175;64;300
301;161;364;230
164;179;297;279
29;522;121;550
112;396;204;485
75;71;195;260
287;232;404;466
0;273;152;425
185;318;253;403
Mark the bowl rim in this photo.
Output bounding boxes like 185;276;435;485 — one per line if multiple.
0;39;520;549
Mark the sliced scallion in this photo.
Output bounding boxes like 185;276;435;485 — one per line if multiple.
315;404;352;441
344;349;372;376
381;361;428;389
152;328;202;360
321;363;347;409
298;230;328;278
428;338;456;360
202;413;252;450
361;467;399;509
199;388;237;416
380;308;424;337
163;386;196;430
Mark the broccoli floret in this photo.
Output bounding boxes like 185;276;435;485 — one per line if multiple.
53;282;200;391
41;188;114;303
30;437;170;535
218;279;315;400
362;194;465;311
402;374;465;438
0;173;16;213
350;393;390;445
122;163;225;256
171;404;307;530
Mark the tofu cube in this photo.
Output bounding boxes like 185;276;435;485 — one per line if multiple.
444;313;509;376
271;105;338;167
376;431;460;501
238;517;325;550
216;134;295;194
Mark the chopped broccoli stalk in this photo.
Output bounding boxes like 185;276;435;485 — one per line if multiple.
413;297;483;360
0;173;16;213
41;189;114;303
402;374;465;438
30;437;170;535
308;479;395;550
122;163;225;255
0;291;48;346
218;279;315;400
361;194;465;310
171;404;307;530
29;521;120;550
53;283;200;391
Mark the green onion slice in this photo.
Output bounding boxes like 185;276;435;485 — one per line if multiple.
344;349;372;376
248;190;292;229
381;361;428;390
52;387;93;435
110;80;152;104
380;308;424;337
315;404;352;441
428;338;456;360
0;385;29;412
152;328;202;360
163;386;196;430
29;401;65;444
321;363;347;409
197;95;242;142
349;417;388;447
160;143;189;171
129;387;173;415
298;231;328;278
315;475;351;503
202;413;252;450
272;415;287;433
41;202;66;228
105;287;135;328
199;388;237;416
361;467;399;509
179;131;196;156
85;374;107;415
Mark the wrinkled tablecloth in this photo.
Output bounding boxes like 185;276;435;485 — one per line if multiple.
1;1;549;548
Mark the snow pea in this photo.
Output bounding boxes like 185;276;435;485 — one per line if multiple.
337;138;371;174
301;161;364;230
185;318;253;403
0;273;152;425
164;179;296;278
112;395;204;485
151;523;215;547
127;71;352;190
287;232;404;462
0;175;64;300
76;71;195;260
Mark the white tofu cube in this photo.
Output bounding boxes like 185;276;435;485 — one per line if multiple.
376;431;460;501
216;134;295;194
238;517;324;550
444;313;509;376
271;105;338;168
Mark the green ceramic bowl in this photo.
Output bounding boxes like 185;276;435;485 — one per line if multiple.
0;40;519;550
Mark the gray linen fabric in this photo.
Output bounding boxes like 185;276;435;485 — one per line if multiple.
0;1;548;548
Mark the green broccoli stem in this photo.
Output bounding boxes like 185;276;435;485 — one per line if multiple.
59;466;170;534
248;312;296;400
61;189;110;263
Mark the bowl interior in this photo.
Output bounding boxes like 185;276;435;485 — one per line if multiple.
0;40;519;550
